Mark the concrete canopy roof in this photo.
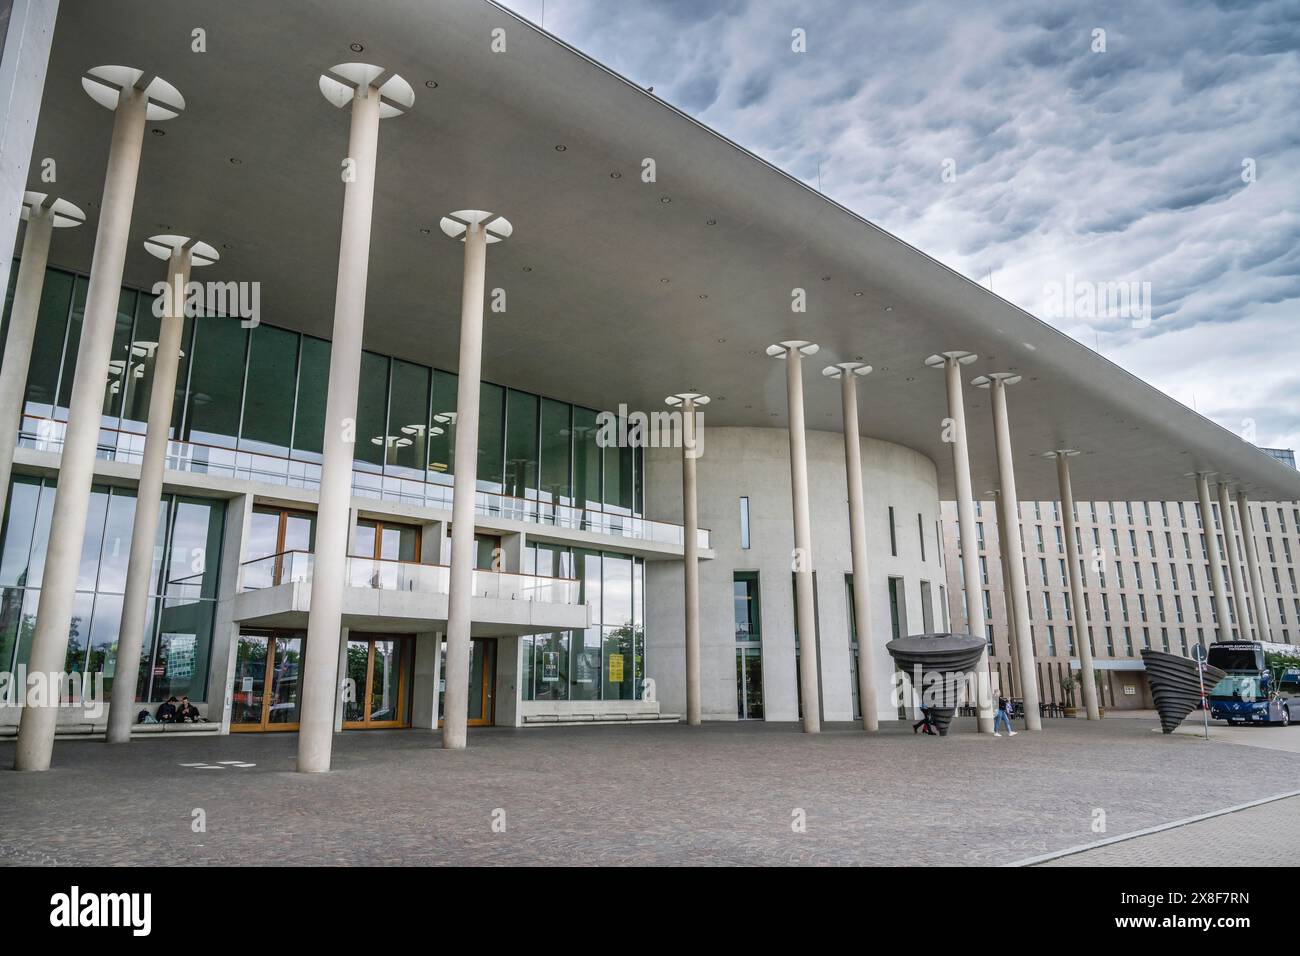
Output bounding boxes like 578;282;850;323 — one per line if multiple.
31;0;1300;502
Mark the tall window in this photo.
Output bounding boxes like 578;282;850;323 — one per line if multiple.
520;546;645;703
739;497;751;550
3;264;646;519
0;477;225;702
734;572;763;719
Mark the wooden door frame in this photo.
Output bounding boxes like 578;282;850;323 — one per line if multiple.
230;630;303;733
341;633;413;730
353;518;423;563
439;637;497;728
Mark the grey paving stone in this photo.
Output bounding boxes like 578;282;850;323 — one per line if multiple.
1;718;1296;866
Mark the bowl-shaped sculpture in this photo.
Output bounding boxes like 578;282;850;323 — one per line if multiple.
886;632;987;736
1141;649;1226;734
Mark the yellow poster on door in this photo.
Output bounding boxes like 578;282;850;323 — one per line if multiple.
608;653;624;683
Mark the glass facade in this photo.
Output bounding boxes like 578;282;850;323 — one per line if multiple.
733;571;764;719
520;543;646;702
0;476;225;702
5;263;645;520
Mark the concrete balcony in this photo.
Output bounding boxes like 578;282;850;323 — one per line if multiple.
225;552;592;635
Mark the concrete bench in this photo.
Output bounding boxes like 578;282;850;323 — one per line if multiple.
130;721;221;735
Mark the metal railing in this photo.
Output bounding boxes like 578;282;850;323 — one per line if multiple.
20;414;710;549
239;550;583;605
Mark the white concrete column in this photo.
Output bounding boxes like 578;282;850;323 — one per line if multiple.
990;488;1023;697
1195;473;1232;642
14;68;182;771
1237;490;1271;641
0;193;83;530
440;209;513;750
822;363;879;731
926;352;994;733
1217;481;1249;641
1048;450;1099;720
974;372;1041;730
665;392;708;725
106;237;218;743
768;340;821;733
297;64;413;773
0;0;60;309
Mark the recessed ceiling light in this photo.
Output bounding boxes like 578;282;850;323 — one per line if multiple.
697;294;708;299
717;338;726;343
555;144;567;151
350;42;364;52
610;171;622;179
419;228;431;235
425;80;438;89
853;291;864;297
151;128;164;136
660;196;671;204
229;157;242;165
706;219;717;225
821;275;831;281
522;266;533;272
222;243;233;250
659;278;670;284
884;306;893;312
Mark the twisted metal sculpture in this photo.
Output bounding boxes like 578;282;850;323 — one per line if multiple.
886;632;988;736
1141;649;1225;734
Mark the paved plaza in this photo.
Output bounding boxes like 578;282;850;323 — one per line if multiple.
1041;794;1300;866
2;717;1298;866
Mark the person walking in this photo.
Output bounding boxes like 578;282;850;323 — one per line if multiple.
993;694;1017;737
913;704;936;736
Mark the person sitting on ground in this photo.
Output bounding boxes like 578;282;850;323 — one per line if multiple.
176;696;202;723
155;696;179;723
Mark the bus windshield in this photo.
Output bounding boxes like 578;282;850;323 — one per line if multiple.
1208;675;1264;700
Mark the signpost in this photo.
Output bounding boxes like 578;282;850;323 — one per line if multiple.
1192;644;1211;740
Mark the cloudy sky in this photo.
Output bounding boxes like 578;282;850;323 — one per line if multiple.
503;0;1300;453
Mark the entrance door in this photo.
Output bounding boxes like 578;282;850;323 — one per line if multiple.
343;635;413;729
439;638;496;727
735;646;764;719
230;631;303;731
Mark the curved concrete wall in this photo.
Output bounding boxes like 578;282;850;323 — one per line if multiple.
645;426;944;723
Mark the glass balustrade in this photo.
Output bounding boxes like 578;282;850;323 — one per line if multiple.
239;550;581;605
21;414;710;549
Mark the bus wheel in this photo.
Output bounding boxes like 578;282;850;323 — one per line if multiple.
1282;708;1291;728
1226;719;1239;726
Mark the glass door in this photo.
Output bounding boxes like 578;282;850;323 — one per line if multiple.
343;634;412;729
231;631;303;731
352;520;421;561
735;647;764;719
439;638;496;727
245;507;316;588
